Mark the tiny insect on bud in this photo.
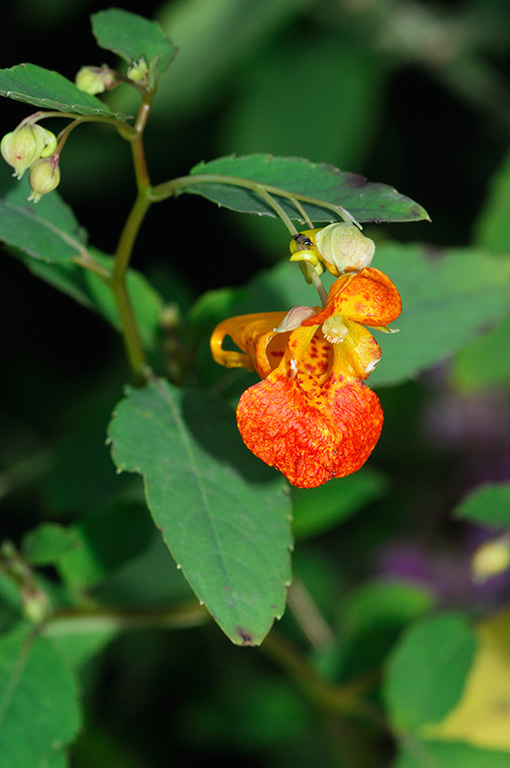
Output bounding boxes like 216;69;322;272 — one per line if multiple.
75;65;116;95
28;154;61;202
1;124;57;179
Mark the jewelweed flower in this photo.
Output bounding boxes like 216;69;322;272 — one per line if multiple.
211;267;402;489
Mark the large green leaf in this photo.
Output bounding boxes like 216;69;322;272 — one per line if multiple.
452;313;510;392
107;377;292;645
228;243;510;387
91;9;177;78
454;482;510;530
183;154;430;223
0;625;81;768
0;63;127;119
384;613;477;731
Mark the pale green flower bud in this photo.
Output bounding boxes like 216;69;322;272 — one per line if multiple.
28;155;61;202
127;58;149;84
1;124;57;179
75;65;116;95
314;223;376;275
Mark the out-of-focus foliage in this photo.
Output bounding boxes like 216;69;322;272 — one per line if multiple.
1;0;510;767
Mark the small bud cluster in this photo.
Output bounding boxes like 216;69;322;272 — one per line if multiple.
1;121;59;202
75;65;117;95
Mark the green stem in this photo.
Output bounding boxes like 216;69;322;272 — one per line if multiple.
150;173;357;225
108;90;156;384
42;602;209;636
109;189;152;383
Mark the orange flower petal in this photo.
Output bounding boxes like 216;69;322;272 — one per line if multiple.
210;312;288;378
304;268;402;328
236;370;383;489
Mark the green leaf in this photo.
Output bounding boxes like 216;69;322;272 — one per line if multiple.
371;244;510;387
291;468;388;540
230;243;510;387
22;523;80;566
57;503;155;590
110;0;315;123
451;313;510;392
91;9;177;78
384;613;477;731
0;184;87;263
0;185;164;353
184;154;430;223
0;625;81;768
220;39;386;172
107;377;292;645
395;738;510;768
454;483;510;530
473;147;510;255
0;63;127;119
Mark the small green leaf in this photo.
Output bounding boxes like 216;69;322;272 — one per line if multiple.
291;468;388;540
0;63;127;119
184;154;429;223
454;483;510;530
91;9;177;78
384;613;477;731
22;523;80;566
0;625;81;768
108;377;292;645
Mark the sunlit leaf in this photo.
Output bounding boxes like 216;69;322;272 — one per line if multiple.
107;377;292;645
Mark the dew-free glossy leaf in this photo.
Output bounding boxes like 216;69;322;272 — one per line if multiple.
395;740;510;768
384;613;477;730
184;154;429;223
0;625;81;768
91;9;177;77
0;63;127;119
454;483;510;530
107;377;292;645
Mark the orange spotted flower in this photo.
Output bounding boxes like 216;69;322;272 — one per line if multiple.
210;267;402;489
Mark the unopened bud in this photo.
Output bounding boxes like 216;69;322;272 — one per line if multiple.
314;223;375;275
75;65;116;95
127;58;149;84
1;124;57;179
472;535;510;583
28;155;60;202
